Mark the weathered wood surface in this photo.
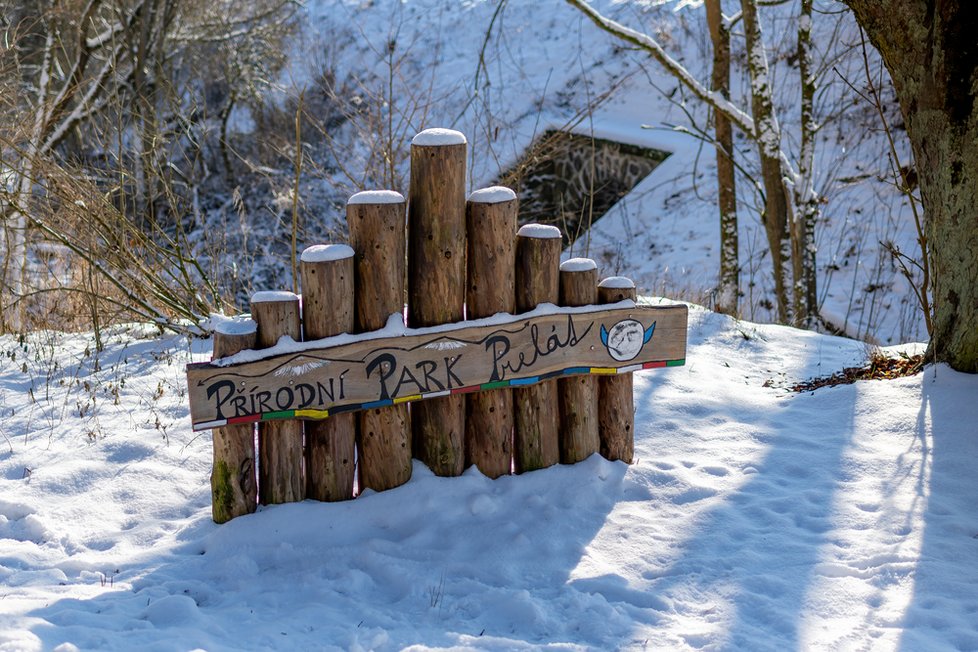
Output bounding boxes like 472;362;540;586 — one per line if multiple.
598;280;638;463
347;193;413;492
301;246;356;502
408;130;467;477
251;292;304;505
558;261;600;464
464;189;517;478
210;324;258;523
513;226;562;473
186;304;688;430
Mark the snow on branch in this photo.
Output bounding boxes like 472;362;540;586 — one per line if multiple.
564;0;756;136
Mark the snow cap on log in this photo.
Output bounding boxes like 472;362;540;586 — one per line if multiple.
347;190;405;205
412;128;467;147
560;257;597;272
250;290;299;303
210;315;257;336
517;223;562;239
300;244;355;263
468;186;517;204
598;276;636;289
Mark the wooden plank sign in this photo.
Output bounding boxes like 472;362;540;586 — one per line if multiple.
186;303;687;432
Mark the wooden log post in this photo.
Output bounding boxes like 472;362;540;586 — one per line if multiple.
251;291;304;504
407;128;467;477
300;244;356;501
465;186;517;478
210;319;258;523
513;223;562;472
598;276;637;463
347;191;413;492
558;258;600;463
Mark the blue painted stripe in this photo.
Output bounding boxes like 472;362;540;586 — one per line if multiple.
510;377;540;386
562;367;591;375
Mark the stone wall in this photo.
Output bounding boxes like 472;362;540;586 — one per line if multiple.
498;131;668;244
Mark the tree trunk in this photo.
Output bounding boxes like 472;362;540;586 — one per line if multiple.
794;0;819;329
740;0;794;325
705;0;739;316
845;0;978;372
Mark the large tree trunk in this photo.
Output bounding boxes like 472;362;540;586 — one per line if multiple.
706;0;739;316
846;0;978;372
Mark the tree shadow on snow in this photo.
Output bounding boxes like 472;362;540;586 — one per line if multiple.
897;368;978;651
620;361;859;650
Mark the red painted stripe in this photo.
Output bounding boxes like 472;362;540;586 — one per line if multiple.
451;385;482;395
642;361;667;369
227;414;260;425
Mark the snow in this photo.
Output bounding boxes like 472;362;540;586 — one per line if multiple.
517;224;562;239
250;290;299;304
207;314;257;336
599;276;636;290
300;244;355;263
286;0;922;345
347;190;404;205
559;257;597;272
411;128;467;147
1;312;976;651
467;186;517;204
0;1;967;650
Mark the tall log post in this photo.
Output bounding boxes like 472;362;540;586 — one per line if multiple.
251;291;304;504
558;258;600;463
597;276;637;463
300;244;356;501
465;187;517;478
407;128;467;477
513;223;562;472
347;191;413;492
210;319;258;523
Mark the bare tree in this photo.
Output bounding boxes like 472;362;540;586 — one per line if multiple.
0;0;295;333
565;0;821;326
706;0;739;316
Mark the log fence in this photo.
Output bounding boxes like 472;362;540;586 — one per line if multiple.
191;128;687;523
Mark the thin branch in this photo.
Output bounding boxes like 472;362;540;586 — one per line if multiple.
564;0;755;135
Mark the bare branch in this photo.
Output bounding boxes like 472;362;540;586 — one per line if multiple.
563;0;755;136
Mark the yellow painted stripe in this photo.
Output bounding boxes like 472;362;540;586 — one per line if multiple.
394;394;422;404
590;367;618;375
295;409;329;419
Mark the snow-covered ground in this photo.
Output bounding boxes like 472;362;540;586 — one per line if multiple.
1;307;976;651
3;1;968;650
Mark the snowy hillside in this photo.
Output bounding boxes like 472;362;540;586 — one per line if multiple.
1;308;976;650
284;0;921;344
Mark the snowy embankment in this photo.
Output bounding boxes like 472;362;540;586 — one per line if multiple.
1;307;976;651
294;0;922;344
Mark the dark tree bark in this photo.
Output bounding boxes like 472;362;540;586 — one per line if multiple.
705;0;739;316
845;0;978;372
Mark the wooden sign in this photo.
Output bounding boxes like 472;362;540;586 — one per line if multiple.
186;304;687;431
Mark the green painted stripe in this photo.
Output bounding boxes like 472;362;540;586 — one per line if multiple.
480;381;510;390
264;410;294;420
666;359;686;367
